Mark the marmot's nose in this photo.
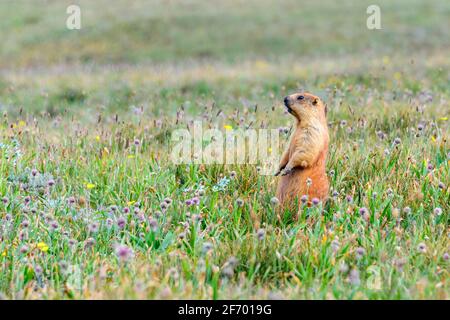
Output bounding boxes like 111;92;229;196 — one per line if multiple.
284;96;290;106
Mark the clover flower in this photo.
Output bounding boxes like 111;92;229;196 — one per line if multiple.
300;195;308;204
115;244;134;262
417;242;427;254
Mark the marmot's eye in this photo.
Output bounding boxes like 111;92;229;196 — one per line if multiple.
297;95;304;100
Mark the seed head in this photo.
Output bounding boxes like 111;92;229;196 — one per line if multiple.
202;242;213;254
417;242;427;254
270;197;279;206
433;207;442;216
256;228;265;241
84;237;96;248
149;218;158;232
88;222;99;233
339;262;348;273
349;269;360;286
331;239;340;252
355;247;366;259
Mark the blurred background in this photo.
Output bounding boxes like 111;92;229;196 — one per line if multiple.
0;0;448;121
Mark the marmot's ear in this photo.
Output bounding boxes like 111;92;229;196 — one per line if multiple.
312;98;319;106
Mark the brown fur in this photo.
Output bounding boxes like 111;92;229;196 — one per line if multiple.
275;92;329;210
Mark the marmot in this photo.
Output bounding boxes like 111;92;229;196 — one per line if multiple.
275;92;329;209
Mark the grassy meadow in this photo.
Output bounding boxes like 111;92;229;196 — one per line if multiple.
0;0;449;299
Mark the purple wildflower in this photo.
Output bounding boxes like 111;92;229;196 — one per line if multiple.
115;244;134;262
300;195;308;204
117;216;126;229
191;197;200;205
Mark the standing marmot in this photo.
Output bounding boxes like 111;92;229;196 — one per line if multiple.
275;92;329;209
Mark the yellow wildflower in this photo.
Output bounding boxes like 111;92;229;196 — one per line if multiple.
224;125;233;131
86;183;96;189
37;242;49;253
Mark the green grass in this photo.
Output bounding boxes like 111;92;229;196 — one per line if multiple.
0;0;449;299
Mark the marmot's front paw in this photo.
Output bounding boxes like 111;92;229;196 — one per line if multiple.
280;167;293;176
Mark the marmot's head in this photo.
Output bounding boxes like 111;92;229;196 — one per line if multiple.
283;92;327;122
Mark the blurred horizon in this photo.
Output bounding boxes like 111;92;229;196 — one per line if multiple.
1;0;449;70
